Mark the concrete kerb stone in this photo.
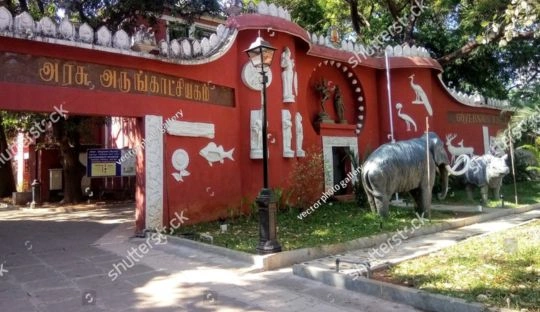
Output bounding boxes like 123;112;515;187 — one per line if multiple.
292;264;492;312
165;235;258;266
165;203;540;271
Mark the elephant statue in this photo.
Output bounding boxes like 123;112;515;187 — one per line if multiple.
463;154;509;203
361;132;470;217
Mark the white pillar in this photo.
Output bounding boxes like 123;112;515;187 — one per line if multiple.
482;126;489;154
144;115;164;230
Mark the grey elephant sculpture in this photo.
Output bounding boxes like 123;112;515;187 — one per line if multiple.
464;154;509;203
361;132;470;217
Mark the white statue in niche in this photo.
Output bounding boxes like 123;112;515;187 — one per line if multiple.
281;47;297;103
295;112;305;157
250;110;263;159
282;110;294;157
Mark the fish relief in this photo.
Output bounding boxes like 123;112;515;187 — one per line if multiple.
199;142;235;166
171;149;190;182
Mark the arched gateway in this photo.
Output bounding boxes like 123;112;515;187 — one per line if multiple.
0;4;510;231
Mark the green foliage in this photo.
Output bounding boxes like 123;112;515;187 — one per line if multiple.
272;187;293;212
264;0;539;100
258;0;348;34
504;145;540;183
438;180;540;207
176;202;464;253
502;90;540;145
4;0;222;34
346;149;369;210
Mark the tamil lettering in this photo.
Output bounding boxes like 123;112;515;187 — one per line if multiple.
0;52;234;107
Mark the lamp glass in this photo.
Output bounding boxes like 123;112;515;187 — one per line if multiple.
245;36;276;69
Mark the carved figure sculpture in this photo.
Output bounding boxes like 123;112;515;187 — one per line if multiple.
463;154;509;202
445;133;474;164
362;132;470;217
395;103;417;132
315;79;335;119
281;47;297;102
250;110;263;159
295;112;305;157
408;74;433;116
282;110;294;157
251;119;262;149
333;85;346;123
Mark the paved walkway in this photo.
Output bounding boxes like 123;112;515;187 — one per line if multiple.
301;208;540;278
0;205;420;312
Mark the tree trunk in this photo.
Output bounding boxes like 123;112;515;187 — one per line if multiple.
54;118;85;204
0;117;16;197
60;137;84;204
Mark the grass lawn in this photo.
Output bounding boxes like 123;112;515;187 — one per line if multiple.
174;203;475;254
435;180;540;208
173;181;538;254
387;219;540;311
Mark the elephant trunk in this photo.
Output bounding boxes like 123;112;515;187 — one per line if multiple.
437;166;449;200
438;154;471;200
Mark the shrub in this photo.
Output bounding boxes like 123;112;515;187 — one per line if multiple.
347;149;370;210
505;144;540;183
288;147;324;211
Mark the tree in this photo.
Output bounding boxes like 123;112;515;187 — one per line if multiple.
503;83;540;144
0;111;49;197
52;116;88;204
273;0;539;99
0;114;15;197
2;0;222;33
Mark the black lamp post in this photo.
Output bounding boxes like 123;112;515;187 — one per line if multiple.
244;33;282;254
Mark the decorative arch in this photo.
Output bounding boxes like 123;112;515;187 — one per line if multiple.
309;59;366;135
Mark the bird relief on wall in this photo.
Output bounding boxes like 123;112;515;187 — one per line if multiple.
171;149;190;182
408;74;433;116
281;47;298;103
282;110;294;157
199;142;235;166
445;133;475;164
395;103;417;132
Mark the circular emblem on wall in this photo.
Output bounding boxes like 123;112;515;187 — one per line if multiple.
241;61;273;91
172;149;189;171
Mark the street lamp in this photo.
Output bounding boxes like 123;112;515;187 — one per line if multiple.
244;32;282;254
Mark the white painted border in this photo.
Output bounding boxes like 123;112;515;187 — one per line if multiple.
145;115;164;230
322;136;358;192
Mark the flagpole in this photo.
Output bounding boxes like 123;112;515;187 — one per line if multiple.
385;50;400;203
426;117;431;221
508;132;518;205
385;50;395;143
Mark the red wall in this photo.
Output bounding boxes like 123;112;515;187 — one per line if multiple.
0;16;509;226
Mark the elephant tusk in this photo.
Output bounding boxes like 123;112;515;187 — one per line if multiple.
446;154;471;176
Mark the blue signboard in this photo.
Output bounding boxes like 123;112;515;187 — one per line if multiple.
87;149;135;177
